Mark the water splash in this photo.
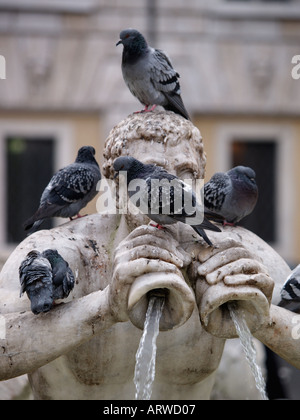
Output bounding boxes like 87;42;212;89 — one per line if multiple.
134;296;164;400
228;302;268;400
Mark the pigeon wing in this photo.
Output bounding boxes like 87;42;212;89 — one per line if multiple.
204;173;231;213
62;267;75;297
19;252;52;296
145;168;203;223
45;165;96;207
149;49;190;120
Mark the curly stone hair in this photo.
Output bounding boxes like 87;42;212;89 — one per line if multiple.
102;111;206;180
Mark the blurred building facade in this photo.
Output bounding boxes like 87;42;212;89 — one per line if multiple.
0;0;300;267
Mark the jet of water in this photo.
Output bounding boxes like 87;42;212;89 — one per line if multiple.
228;302;268;400
134;296;165;400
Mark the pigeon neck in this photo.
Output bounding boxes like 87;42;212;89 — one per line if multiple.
76;155;99;167
122;40;148;65
126;161;145;184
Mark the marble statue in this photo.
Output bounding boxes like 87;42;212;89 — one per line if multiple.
0;112;299;400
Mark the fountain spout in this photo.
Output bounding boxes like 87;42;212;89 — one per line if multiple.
197;282;271;338
128;272;195;331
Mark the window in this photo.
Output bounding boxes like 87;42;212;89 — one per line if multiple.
231;140;277;243
215;123;293;260
5;137;55;244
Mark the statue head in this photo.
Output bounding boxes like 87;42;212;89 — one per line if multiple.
103;111;206;181
102;111;206;228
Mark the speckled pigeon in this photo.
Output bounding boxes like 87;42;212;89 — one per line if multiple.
278;264;300;313
113;156;221;246
116;28;190;120
204;166;258;225
23;146;101;233
19;249;75;315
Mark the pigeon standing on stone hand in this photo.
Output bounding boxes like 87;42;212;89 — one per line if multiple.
113;156;221;246
204;166;258;225
24;146;101;233
116;28;190;120
278;264;300;313
19;249;74;315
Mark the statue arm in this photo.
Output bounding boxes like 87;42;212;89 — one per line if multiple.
0;221;192;381
0;287;114;380
194;233;300;369
254;305;300;370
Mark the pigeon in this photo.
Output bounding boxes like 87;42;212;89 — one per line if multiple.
19;250;53;315
42;249;75;301
116;28;190;120
204;166;258;225
23;146;101;233
113;156;221;246
19;249;75;315
278;264;300;313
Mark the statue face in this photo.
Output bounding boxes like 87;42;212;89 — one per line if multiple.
125;138;202;181
121;137;204;229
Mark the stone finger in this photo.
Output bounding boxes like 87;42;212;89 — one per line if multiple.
114;258;180;283
206;258;268;285
198;238;245;263
129;245;184;268
224;273;274;302
198;247;254;276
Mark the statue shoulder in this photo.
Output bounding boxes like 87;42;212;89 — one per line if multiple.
0;214;120;309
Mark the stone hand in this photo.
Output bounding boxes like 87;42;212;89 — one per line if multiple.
195;238;274;338
109;225;192;323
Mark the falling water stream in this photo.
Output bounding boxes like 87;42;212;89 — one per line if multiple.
228;302;268;400
133;296;268;400
134;295;165;400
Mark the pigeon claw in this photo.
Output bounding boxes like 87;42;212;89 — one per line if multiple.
149;222;165;230
223;220;236;227
70;213;88;221
134;105;157;114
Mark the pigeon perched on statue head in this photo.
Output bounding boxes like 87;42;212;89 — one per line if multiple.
116;28;190;120
19;249;75;315
23;146;101;234
278;264;300;313
113;156;221;246
204;166;258;226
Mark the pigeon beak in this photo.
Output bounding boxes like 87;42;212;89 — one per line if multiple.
116;40;122;47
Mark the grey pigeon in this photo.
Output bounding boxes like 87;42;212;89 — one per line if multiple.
113;156;221;246
116;28;190;120
204;166;258;225
278;264;300;313
24;146;101;233
19;250;53;314
19;249;75;315
42;249;75;301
